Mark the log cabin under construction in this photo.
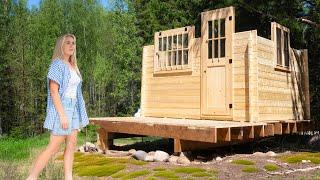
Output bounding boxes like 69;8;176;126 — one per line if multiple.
91;6;312;152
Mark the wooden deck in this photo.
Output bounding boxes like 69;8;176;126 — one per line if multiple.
90;117;312;152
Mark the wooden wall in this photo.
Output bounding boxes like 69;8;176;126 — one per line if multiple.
256;36;310;121
140;38;202;119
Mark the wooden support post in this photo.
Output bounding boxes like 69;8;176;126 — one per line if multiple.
254;125;264;138
264;124;274;136
217;128;231;142
243;126;254;140
282;123;290;134
231;127;243;140
174;139;182;153
274;122;282;135
97;127;114;151
289;122;297;134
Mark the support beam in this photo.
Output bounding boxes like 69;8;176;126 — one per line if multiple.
282;123;290;134
254;125;264;138
274;122;282;135
217;128;231;142
243;126;254;140
231;127;243;140
264;124;274;136
174;139;182;153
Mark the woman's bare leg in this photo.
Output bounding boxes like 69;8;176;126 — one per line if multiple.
27;134;66;180
64;130;78;180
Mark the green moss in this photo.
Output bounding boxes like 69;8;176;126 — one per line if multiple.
154;170;179;179
174;167;206;174
153;167;167;171
120;170;150;179
242;166;259;173
279;152;320;164
146;176;158;180
264;163;279;171
191;172;211;177
75;164;125;177
127;158;148;165
232;159;255;165
111;171;127;178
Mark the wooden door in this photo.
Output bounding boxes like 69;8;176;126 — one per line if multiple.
201;7;234;119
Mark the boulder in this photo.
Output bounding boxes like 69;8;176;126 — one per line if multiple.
133;150;147;161
154;150;170;162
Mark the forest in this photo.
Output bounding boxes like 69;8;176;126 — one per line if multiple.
0;0;319;138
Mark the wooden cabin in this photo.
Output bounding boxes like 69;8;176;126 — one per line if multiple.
141;6;310;122
91;6;311;152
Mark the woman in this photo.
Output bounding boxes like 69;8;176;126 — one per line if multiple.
27;34;89;180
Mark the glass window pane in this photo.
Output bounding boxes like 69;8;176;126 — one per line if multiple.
208;40;212;59
276;28;282;65
220;38;225;58
168;36;172;50
214;20;219;38
163;37;167;51
158;37;162;51
284;31;289;66
172;51;176;65
183;50;188;65
214;39;218;58
173;35;177;49
220;19;225;37
168;52;171;66
178;34;182;49
177;50;182;65
183;34;188;48
208;21;212;39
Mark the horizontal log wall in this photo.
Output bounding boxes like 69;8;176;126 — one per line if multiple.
141;38;201;119
257;36;308;121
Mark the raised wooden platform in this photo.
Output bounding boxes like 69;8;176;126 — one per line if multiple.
90;117;312;152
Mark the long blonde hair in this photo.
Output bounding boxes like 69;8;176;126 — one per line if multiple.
52;34;82;78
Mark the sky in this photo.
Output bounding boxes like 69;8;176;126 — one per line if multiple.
27;0;111;9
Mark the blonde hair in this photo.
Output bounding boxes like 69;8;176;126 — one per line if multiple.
52;34;82;78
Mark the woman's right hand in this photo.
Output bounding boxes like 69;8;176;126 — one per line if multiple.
60;115;69;129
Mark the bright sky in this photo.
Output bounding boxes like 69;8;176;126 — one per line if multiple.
27;0;110;9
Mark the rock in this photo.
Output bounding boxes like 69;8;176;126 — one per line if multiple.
253;152;265;156
145;155;154;162
216;157;223;161
78;146;85;153
85;142;96;148
302;160;311;163
154;150;170;162
133;150;147;161
266;151;276;157
177;154;191;165
309;134;320;149
128;149;136;155
148;151;155;156
106;150;131;157
97;148;103;154
168;155;179;163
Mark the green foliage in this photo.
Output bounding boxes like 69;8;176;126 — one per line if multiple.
264;163;279;171
242;166;259;173
154;170;179;179
120;170;151;179
279;152;320;164
174;167;206;174
232;159;255;165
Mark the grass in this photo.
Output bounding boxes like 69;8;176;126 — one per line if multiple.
153;167;167;171
191;171;211;177
279;152;320;164
174;167;206;174
264;163;279;171
120;170;151;179
232;159;255;165
242;166;260;173
154;170;180;179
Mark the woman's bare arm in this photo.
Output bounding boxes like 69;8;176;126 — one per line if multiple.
49;80;68;129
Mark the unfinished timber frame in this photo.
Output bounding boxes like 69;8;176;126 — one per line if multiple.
91;6;311;152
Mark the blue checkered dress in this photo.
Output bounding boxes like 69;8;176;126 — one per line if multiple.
43;59;89;131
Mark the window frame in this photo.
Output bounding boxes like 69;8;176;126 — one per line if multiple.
271;22;291;72
154;26;195;74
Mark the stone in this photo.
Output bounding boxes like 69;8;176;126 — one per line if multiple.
302;160;311;163
85;142;96;148
78;146;85;153
128;149;136;155
154;150;170;162
216;157;223;161
133;150;147;161
266;151;276;157
168;155;179;163
177;155;191;165
253;152;265;156
148;151;155;156
145;155;154;162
